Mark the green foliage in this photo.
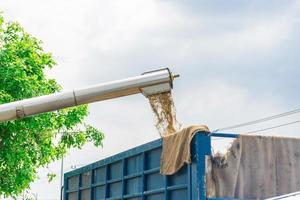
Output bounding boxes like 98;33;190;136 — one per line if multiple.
47;173;56;183
0;14;104;197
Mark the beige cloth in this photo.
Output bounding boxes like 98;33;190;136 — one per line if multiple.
160;125;210;175
206;135;300;199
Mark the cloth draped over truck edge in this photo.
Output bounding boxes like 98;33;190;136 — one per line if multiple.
206;134;300;199
160;125;210;175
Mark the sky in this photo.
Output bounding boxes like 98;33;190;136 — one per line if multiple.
1;0;300;199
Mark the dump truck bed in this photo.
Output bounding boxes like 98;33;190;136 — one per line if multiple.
64;132;300;200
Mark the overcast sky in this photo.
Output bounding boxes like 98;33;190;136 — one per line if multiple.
1;0;300;199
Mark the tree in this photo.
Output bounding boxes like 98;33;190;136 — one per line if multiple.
0;14;104;197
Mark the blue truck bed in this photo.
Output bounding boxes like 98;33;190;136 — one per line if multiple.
64;132;299;200
64;132;215;200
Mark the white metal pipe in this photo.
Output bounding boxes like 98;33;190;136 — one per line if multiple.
0;68;176;122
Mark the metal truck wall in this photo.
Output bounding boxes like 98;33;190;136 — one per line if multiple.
64;132;211;200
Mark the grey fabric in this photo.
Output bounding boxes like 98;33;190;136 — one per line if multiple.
206;135;300;199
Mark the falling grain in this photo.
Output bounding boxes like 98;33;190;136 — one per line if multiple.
148;92;181;137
